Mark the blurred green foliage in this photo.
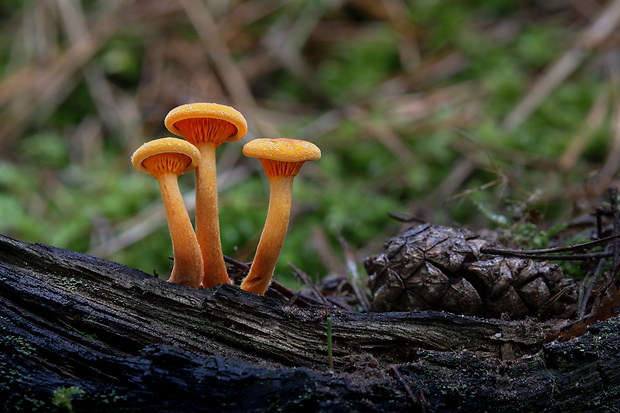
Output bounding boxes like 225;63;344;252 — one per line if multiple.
0;0;613;288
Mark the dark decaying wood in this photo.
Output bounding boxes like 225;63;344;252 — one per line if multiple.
1;233;619;412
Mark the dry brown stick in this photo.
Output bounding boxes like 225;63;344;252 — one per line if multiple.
381;0;421;74
346;105;416;166
577;188;620;318
482;251;613;261
390;365;422;410
223;255;250;272
596;206;605;239
56;0;124;132
501;0;620;132
178;0;276;138
179;0;254;108
311;226;345;276
288;262;330;305
339;236;371;312
559;87;609;171
481;233;620;256
444;177;508;203
261;0;333;89
430;158;475;202
387;212;427;223
386;83;482;127
578;252;608;318
0;2;124;145
609;187;620;270
597;81;620;193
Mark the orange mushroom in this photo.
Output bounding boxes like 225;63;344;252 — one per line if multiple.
240;138;321;295
132;138;204;288
165;103;247;288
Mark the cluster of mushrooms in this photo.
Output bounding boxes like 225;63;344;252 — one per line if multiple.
131;103;321;295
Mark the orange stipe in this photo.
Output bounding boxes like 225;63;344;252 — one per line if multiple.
164;103;248;288
240;138;321;295
130;138;203;289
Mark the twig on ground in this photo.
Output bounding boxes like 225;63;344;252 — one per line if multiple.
481;234;620;258
223;255;250;272
609;187;620;270
579;250;609;318
339;237;371;312
178;0;275;138
501;0;620;132
390;365;429;412
387;212;427;223
288;262;330;305
559;88;609;171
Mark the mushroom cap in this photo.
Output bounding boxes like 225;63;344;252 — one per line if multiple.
132;137;201;174
164;103;248;143
243;138;321;163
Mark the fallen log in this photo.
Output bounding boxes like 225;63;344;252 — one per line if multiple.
0;234;618;412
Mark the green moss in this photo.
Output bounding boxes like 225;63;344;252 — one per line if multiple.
46;272;84;292
52;386;85;412
0;322;36;358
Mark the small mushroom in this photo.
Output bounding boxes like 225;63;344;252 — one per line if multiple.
132;137;204;288
240;138;321;295
165;103;248;288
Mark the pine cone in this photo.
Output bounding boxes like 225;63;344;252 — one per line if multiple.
365;224;579;319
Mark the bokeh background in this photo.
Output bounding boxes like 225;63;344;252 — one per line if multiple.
1;0;619;288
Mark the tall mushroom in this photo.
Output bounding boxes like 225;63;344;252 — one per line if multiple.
240;138;321;295
165;103;248;288
131;137;204;288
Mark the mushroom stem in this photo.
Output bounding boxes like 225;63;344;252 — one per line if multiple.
146;159;204;288
194;142;230;288
157;173;204;287
239;138;320;295
165;103;247;288
240;175;294;295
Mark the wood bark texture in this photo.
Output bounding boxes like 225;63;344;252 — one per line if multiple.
0;234;619;412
